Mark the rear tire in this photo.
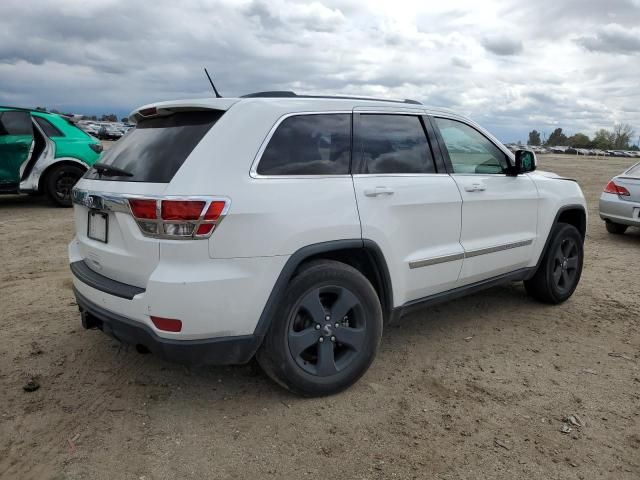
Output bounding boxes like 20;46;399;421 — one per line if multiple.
605;221;628;235
524;223;584;304
44;164;85;207
257;260;383;397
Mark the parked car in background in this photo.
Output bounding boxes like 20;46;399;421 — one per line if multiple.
599;161;640;234
69;92;587;396
0;106;102;206
97;124;124;140
79;122;101;138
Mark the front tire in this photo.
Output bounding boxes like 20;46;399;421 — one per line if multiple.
605;221;628;235
524;223;584;304
257;260;383;397
44;164;85;207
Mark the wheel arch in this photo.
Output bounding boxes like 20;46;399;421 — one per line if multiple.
253;239;393;340
557;206;586;240
38;157;88;192
530;204;587;278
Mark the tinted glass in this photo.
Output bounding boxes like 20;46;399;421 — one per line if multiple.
85;110;223;183
627;163;640;176
34;116;63;137
359;115;435;174
435;117;508;174
0;111;33;136
257;114;351;175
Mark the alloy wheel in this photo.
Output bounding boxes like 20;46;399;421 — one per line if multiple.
287;286;366;376
552;237;579;293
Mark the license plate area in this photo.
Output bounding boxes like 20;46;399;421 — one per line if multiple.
88;211;108;243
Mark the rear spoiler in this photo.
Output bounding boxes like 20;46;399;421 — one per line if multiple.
128;98;238;124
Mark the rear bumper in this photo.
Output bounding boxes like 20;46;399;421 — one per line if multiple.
74;288;260;366
599;193;640;226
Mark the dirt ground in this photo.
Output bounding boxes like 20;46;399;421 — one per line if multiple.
1;154;638;480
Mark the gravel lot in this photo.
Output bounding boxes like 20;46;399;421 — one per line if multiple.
1;154;638;479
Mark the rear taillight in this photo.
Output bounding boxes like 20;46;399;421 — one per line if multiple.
604;181;630;196
89;143;103;153
129;199;157;219
128;197;228;239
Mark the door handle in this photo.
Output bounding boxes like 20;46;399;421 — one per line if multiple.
364;186;395;197
464;182;486;192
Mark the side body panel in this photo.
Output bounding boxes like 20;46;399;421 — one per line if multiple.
32;112;102;164
452;173;539;284
528;173;588;266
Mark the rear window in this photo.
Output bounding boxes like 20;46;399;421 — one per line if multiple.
85;110;223;182
257;114;351;175
627;163;640;176
34;116;64;137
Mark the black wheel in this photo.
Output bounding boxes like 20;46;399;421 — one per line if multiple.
524;223;584;304
257;260;383;397
45;164;85;207
605;221;628;235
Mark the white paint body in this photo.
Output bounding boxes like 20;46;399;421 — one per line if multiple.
69;97;587;341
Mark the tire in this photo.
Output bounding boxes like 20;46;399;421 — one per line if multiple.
605;221;628;235
257;260;383;397
44;164;85;207
524;223;584;304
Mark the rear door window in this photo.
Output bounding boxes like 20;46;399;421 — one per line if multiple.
85;110;223;182
257;114;351;175
0;111;33;136
357;114;435;174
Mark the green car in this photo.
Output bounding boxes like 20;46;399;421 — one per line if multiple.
0;107;103;206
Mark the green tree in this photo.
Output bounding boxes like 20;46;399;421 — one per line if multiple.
546;128;568;146
528;130;541;146
567;133;591;148
592;129;614;150
612;123;634;149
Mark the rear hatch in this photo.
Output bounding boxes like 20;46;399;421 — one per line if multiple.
72;107;226;288
617;162;640;203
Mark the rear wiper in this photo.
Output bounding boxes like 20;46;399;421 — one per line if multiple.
92;162;133;177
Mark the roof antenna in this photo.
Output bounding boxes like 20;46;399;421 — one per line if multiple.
204;68;222;98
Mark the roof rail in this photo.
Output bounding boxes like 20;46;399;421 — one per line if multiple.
240;91;422;105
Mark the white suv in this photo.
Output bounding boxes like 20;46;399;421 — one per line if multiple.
69;93;587;396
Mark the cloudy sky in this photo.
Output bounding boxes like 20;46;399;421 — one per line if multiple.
1;0;639;142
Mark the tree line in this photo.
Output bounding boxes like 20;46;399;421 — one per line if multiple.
34;107;127;123
528;124;637;150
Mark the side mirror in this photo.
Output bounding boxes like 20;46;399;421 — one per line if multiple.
513;149;537;174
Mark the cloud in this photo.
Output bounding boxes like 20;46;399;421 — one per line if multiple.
576;23;640;54
0;0;638;142
481;35;523;56
450;56;471;69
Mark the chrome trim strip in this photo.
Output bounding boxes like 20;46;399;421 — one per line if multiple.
409;252;464;269
408;239;534;269
464;239;533;258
